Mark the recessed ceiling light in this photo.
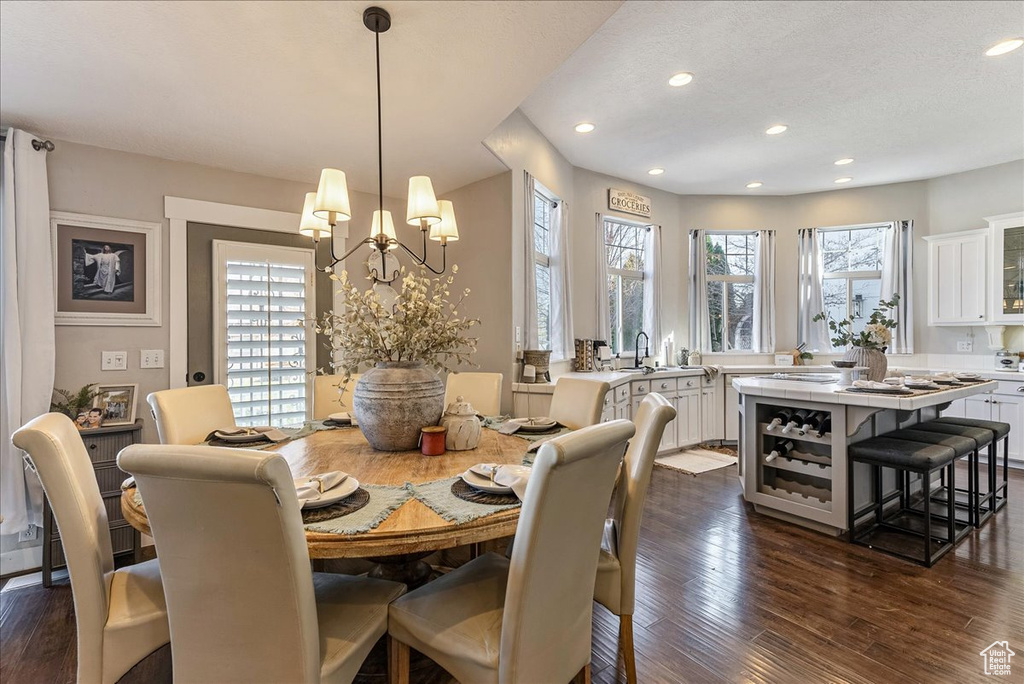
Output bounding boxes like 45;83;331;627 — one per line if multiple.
574;122;596;133
668;72;694;87
648;168;665;176
834;177;853;184
986;38;1024;56
834;158;854;165
746;181;763;189
765;124;788;135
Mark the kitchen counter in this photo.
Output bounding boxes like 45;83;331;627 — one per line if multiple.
732;377;998;411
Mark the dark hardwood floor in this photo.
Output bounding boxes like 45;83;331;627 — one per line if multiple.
2;463;1021;683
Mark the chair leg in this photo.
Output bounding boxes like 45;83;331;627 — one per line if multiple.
620;614;637;684
388;636;410;684
572;663;592;684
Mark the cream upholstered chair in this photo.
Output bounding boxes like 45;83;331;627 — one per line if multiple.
594;393;676;684
444;372;503;416
549;378;611;430
146;384;236;445
117;443;405;684
12;413;169;684
387;419;636;684
313;374;361;420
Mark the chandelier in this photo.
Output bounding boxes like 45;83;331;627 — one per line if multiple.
298;6;458;275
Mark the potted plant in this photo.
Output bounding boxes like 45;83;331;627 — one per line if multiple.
315;266;478;451
813;294;900;382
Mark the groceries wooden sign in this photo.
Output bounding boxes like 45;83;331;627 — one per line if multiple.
608;188;651;218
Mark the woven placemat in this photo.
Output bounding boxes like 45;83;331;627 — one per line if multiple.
206;437;275;448
450;478;520;506
300;488;370;523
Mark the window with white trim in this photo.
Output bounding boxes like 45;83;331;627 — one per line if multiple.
604;218;646;354
705;232;756;352
819;225;884;351
533;187;555;351
213;241;315;427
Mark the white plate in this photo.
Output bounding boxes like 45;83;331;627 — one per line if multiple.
510;417;558;433
296;476;360;509
460;469;513;494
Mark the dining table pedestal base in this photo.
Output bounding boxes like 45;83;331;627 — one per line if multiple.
367;551;434;588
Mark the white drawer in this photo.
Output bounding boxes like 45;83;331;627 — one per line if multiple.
615;385;631;404
993;380;1024;396
702;374;715;387
631;380;651;396
603;391;613;408
652;378;677;394
679;377;699;390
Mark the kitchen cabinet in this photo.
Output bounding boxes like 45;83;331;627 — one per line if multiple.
925;230;988;325
701;381;721;441
988;212;1024;325
677;389;702;447
941;380;1024;464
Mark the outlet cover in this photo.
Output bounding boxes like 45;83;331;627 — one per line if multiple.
18;525;38;542
140;349;165;369
101;351;128;371
956;340;973;353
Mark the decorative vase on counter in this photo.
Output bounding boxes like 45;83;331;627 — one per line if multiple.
843;345;887;382
352;361;445;451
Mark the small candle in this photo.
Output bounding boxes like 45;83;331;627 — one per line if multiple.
420;426;447;456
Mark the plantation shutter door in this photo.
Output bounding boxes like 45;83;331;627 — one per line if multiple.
212;241;315;427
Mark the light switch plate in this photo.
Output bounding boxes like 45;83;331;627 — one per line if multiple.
956;340;973;353
140;349;165;369
101;351;128;371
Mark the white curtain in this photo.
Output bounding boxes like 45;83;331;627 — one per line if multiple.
752;229;776;353
594;213;611;343
549;200;574;359
688;229;712;352
797;228;830;352
642;224;663;354
1;129;54;535
881;220;914;354
523;171;538;348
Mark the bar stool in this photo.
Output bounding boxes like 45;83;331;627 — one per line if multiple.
918;421;997;527
884;429;980;527
848;437;969;567
925;417;1010;515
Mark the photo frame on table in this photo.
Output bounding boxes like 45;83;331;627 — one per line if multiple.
51;212;162;326
92;384;138;427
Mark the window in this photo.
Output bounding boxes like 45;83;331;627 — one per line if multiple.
605;218;646;354
705;232;756;352
533;187;554;351
213;241;315;427
819;225;884;351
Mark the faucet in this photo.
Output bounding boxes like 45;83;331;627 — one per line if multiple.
634;331;650;368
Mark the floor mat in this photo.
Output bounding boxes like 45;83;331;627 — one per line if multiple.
656;447;737;476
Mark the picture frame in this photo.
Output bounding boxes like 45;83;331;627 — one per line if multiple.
51;211;162;326
92;384;139;427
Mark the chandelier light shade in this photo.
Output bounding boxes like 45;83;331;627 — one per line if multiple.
299;192;332;238
370;209;399;247
406;176;442;226
430;200;459;243
313;168;352;225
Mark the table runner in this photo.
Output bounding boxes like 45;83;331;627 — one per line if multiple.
411;476;520;524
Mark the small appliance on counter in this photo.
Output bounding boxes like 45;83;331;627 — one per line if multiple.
995;349;1016;371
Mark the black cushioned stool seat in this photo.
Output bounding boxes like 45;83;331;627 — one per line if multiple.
924;417;1010;516
848;436;969;567
886;429;980;527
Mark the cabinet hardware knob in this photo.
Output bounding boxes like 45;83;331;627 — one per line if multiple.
89;444;97;450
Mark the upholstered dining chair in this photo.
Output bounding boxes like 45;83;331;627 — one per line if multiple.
146;384;235;445
444;372;503;416
12;413;169;684
549;377;612;430
594;393;676;684
117;443;406;684
387;419;636;684
313;373;362;420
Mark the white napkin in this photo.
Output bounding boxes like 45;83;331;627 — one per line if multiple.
930;374;961;383
493;465;532;501
294;471;349;505
210;426;289;442
852;380;896;390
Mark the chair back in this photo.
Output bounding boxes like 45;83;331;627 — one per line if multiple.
610;393;676;614
146;385;236;444
548;378;611;430
443;372;503;416
312;373;361;420
12;413;114;684
501;419;635;683
117;444;320;684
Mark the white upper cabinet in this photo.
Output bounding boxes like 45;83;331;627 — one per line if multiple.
925;229;988;325
987;212;1024;325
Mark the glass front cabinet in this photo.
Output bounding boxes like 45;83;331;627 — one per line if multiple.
989;212;1024;324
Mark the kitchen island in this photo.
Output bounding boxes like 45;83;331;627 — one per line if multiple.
732;375;998;535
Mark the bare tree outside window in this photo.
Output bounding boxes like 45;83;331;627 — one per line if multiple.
819;226;884;352
705;232;755;351
534;191;553;351
605;219;646;354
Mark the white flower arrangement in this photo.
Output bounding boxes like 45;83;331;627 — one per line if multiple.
813;294;900;351
313;265;479;383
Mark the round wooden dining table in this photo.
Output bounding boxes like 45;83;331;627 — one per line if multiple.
121;426;534;584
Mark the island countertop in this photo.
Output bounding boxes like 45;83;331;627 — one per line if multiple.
732;376;998;411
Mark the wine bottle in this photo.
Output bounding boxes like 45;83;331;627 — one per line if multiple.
765;408;792;431
816;415;832;438
766;439;795;463
782;409;810;435
801;411;825;434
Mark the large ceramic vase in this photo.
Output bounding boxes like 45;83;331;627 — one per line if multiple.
843;345;887;382
353;361;444;451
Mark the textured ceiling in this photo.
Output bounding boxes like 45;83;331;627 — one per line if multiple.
521;1;1024;195
0;0;621;196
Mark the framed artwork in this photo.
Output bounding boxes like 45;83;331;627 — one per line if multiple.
92;384;138;427
51;212;162;326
